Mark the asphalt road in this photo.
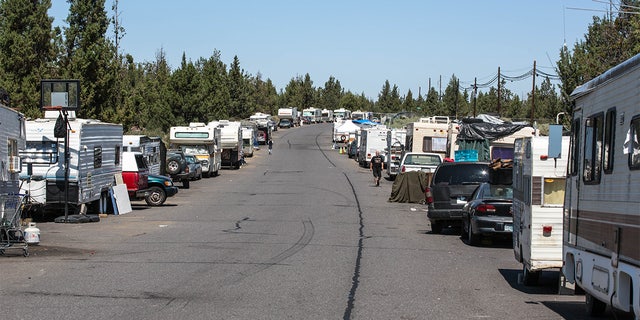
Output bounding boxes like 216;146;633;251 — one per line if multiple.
0;123;630;320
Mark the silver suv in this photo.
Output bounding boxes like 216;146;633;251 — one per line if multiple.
426;162;490;234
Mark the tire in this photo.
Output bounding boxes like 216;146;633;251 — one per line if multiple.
467;218;480;245
522;264;541;286
167;159;181;175
431;221;443;234
182;179;190;189
145;186;166;206
585;292;607;316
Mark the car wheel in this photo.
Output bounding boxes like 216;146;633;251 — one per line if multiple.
522;264;540;286
182;179;190;189
585;292;607;316
145;186;166;206
167;159;181;175
467;219;480;245
431;221;443;234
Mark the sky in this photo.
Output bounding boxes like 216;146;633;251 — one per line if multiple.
48;0;603;100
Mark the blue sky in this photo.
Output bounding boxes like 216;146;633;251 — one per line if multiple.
49;1;601;100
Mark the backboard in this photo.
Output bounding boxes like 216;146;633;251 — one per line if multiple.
40;79;80;111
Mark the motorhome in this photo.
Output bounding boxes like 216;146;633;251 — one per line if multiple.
212;120;243;169
169;123;221;177
333;108;351;120
249;112;272;144
512;134;569;286
405;116;458;160
386;128;407;179
320;109;333;123
278;107;299;127
302;107;322;123
241;127;255;157
0;104;25;195
19;111;122;213
123;135;164;175
562;54;640;317
351;110;372;121
357;127;388;167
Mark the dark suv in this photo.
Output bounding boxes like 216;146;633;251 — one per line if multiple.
426;162;490;234
166;150;196;188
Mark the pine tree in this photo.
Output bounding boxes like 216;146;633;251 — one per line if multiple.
0;0;55;118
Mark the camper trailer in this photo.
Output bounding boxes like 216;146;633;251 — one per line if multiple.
333;108;351;120
562;54;640;317
19;111;122;212
212;120;243;169
405;116;458;159
250;112;272;144
386;128;406;179
123;135;163;175
278;107;299;127
320;109;333;123
302;107;322;123
170;123;221;177
357;127;388;167
512;135;570;286
241;127;255;157
0;105;25;195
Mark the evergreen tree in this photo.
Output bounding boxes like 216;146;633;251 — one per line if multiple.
300;73;315;109
402;89;415;113
319;76;342;110
442;75;462;118
198;50;229;121
171;53;204;123
140;49;174;132
0;0;55;118
228;55;251;119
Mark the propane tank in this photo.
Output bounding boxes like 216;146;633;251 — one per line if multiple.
24;222;40;245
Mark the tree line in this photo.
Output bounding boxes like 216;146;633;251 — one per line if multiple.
0;0;638;136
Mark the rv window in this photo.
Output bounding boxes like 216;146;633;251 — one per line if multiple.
20;141;58;164
630;115;640;170
7;139;18;157
569;118;580;176
543;178;565;206
94;147;103;168
583;113;603;184
115;146;121;165
603;108;616;173
422;137;447;152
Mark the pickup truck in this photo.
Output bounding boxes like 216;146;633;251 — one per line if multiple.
122;151;151;201
399;152;443;174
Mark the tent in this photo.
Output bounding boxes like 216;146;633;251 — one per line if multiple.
335;121;360;134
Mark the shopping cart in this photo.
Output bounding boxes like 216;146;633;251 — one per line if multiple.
0;193;28;257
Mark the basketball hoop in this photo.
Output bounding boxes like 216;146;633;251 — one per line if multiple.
40;79;80;112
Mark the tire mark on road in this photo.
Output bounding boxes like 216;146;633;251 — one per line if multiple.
315;131;337;167
342;172;364;320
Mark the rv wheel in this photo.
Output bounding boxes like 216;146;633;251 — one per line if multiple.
522;265;540;286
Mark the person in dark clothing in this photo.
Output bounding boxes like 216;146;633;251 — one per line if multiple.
268;139;273;155
370;150;384;186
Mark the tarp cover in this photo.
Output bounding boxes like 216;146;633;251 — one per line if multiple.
388;171;429;203
457;121;526;141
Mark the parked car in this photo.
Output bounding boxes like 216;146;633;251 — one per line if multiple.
279;119;292;128
347;141;358;159
425;161;490;234
185;155;203;180
121;151;150;201
166;150;196;188
461;182;513;245
145;174;179;206
399;152;442;173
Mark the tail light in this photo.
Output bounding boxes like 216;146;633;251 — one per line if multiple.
425;187;433;204
401;165;406;172
475;204;496;215
542;225;552;237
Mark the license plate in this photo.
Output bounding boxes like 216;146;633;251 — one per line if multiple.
505;224;513;232
421;168;432;173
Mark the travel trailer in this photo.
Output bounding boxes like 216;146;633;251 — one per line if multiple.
320;109;333;123
212;120;243;169
357;127;388;167
19;111;122;212
512;135;569;286
278;107;299;127
333;108;351;120
123;135;164;175
0;104;25;195
386;128;406;179
351;110;372;121
249;112;272;144
405;116;458;160
562;53;640;317
170;123;221;177
241;127;255;157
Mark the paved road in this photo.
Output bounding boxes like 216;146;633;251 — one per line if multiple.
0;123;629;320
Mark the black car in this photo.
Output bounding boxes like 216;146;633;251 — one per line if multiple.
461;182;513;245
166;150;196;188
425;162;490;234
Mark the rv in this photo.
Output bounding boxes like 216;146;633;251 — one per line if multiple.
250;112;273;144
333;108;351;120
352;110;372;121
302;107;322;123
241;127;255;158
405;116;458;159
357;127;388;167
169;123;221;177
562;54;640;317
512;135;569;286
0;104;25;195
19;111;122;212
123;135;164;175
386;128;407;179
320;109;333;123
212;120;243;169
278;107;299;127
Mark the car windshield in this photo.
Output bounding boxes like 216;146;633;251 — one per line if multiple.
181;145;208;154
433;164;489;185
485;185;513;199
405;154;442;166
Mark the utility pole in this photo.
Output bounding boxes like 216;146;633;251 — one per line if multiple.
530;60;536;124
497;67;501;116
473;77;477;118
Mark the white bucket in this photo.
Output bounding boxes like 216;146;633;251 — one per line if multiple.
24;222;40;245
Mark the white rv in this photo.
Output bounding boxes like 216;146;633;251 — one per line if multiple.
241;127;255;157
512;135;569;286
0;104;25;195
385;128;407;179
333;108;351;120
351;110;372;121
357;127;388;167
123;135;163;175
406;116;458;160
320;109;333;123
302;107;322;123
19;111;122;212
169;123;221;177
211;120;243;169
562;54;640;317
278;107;299;127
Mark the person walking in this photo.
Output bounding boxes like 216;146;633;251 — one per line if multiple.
370;150;384;186
268;138;273;155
